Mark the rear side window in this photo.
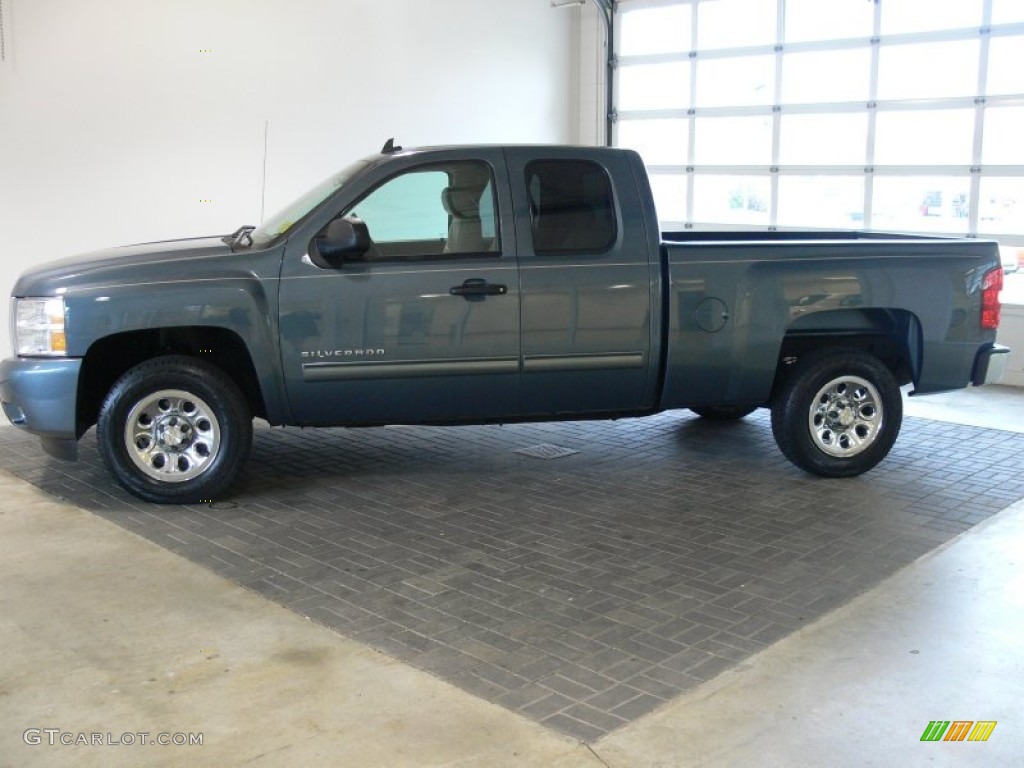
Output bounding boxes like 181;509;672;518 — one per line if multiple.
526;160;617;255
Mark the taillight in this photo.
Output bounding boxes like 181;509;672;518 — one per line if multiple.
981;266;1003;330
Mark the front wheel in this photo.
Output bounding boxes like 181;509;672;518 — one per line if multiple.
771;349;902;478
97;356;252;503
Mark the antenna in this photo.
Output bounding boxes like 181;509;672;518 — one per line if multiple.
381;138;403;154
260;119;269;222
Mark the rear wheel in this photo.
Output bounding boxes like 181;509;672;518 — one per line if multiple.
98;356;252;503
689;405;758;421
771;349;901;477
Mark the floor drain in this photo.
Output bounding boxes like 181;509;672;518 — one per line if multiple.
514;443;580;460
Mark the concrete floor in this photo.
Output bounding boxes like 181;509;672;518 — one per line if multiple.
1;387;1022;767
903;383;1024;434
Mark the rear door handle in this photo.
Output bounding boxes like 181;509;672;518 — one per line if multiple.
450;278;508;301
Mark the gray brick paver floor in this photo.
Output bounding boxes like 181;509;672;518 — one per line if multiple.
2;410;1021;741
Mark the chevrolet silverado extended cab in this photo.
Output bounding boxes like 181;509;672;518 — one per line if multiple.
1;143;1010;503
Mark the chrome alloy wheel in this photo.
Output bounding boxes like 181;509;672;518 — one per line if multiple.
807;375;883;458
124;389;221;483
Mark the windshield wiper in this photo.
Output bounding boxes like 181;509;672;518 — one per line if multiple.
222;225;256;249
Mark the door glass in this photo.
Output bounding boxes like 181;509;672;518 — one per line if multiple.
526;160;617;255
347;161;498;258
352;171;447;243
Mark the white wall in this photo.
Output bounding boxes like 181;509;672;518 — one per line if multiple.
0;0;574;358
571;3;605;147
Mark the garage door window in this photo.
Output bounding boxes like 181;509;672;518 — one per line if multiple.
614;0;1024;245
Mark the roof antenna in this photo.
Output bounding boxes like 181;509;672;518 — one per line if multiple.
381;138;402;154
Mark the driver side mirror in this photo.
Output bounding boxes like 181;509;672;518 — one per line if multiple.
308;216;370;268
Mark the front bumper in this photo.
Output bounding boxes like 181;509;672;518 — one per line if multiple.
971;343;1010;386
0;356;82;460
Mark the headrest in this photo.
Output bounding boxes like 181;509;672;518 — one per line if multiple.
441;186;482;220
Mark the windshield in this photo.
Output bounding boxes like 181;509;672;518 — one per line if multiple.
250;158;372;245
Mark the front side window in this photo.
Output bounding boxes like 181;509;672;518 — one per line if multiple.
345;161;498;259
526;160;617;255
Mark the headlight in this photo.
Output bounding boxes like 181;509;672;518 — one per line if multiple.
14;297;67;356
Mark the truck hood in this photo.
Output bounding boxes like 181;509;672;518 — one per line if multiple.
12;236;238;296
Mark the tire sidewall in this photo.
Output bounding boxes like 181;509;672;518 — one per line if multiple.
772;349;902;478
98;356;251;503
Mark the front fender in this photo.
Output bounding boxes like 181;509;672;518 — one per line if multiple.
66;269;287;424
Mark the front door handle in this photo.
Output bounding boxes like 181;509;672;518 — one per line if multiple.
450;278;508;301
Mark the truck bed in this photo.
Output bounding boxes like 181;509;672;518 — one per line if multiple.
658;230;1002;410
662;229;935;244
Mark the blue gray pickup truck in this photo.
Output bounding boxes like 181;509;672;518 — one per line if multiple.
1;142;1010;503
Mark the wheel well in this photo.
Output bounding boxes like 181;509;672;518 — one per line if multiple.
775;308;920;395
76;327;266;436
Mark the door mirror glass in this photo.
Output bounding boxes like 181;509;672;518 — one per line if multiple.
309;216;370;268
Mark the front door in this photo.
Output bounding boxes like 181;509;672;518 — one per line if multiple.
278;153;519;425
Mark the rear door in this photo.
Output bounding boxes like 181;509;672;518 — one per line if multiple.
504;148;660;416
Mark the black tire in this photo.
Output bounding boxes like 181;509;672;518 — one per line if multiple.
97;355;252;503
690;405;758;421
771;349;901;478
